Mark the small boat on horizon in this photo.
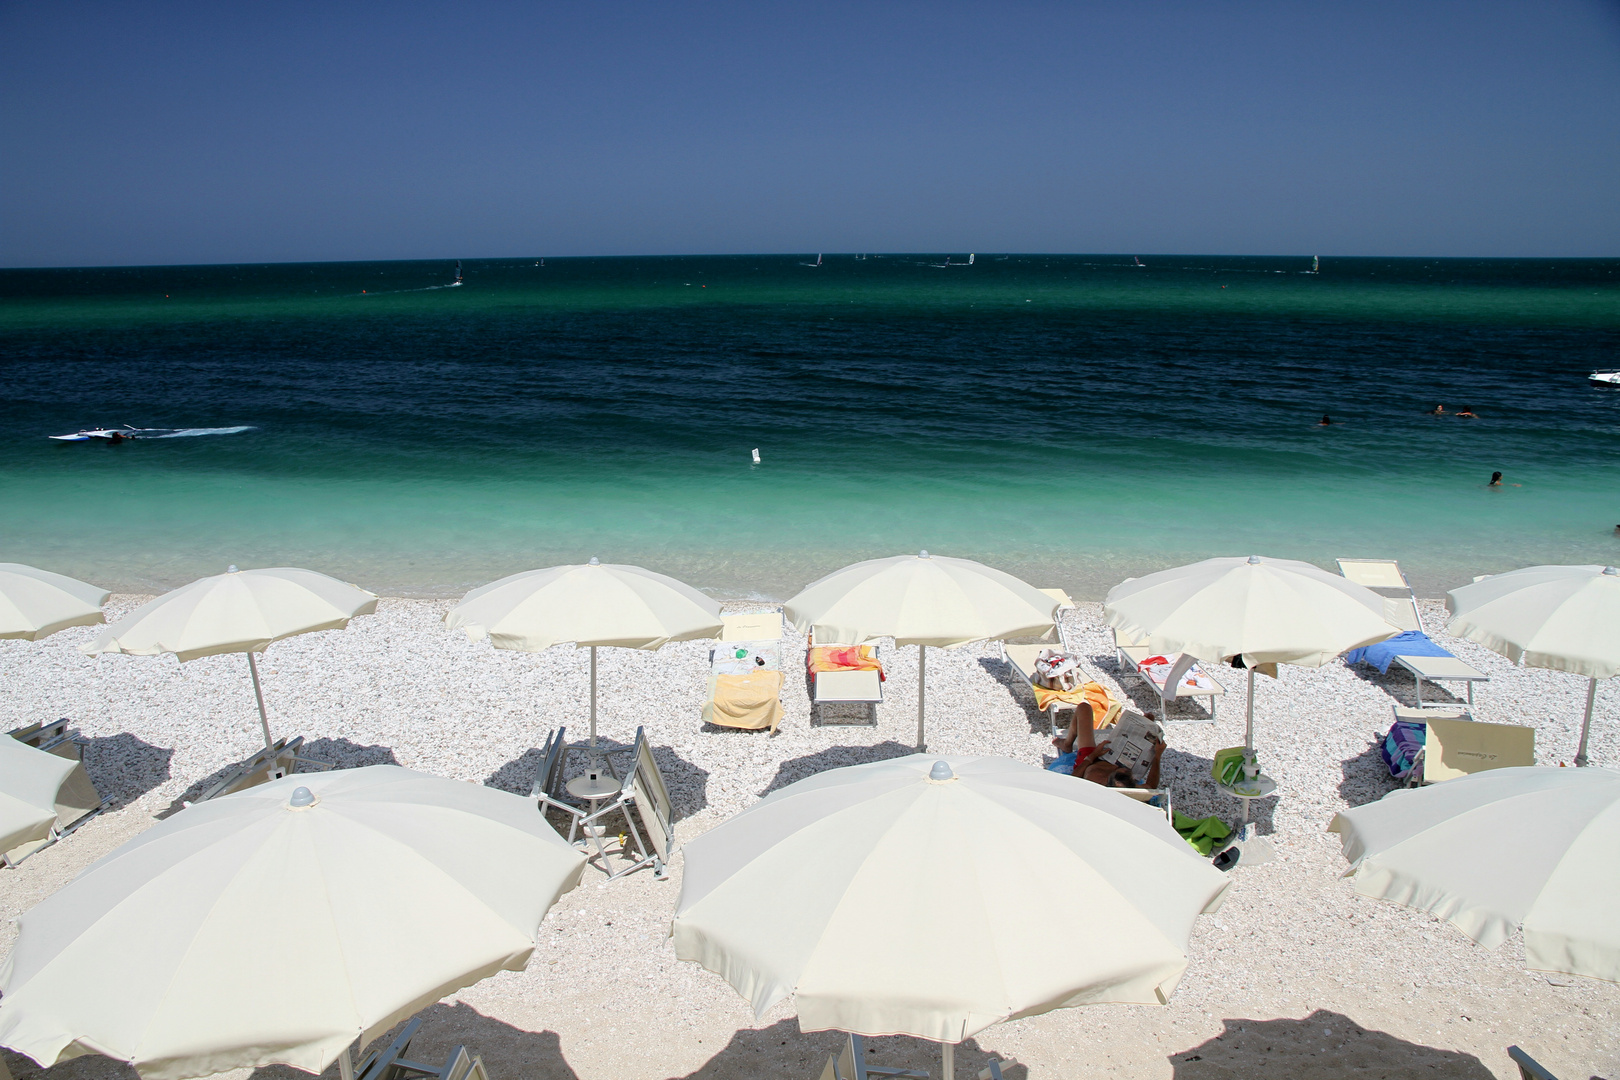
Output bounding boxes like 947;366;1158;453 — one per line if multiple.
1590;369;1620;387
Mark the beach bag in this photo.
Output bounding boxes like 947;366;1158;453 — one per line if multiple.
1381;719;1427;781
1033;649;1083;691
1211;746;1251;788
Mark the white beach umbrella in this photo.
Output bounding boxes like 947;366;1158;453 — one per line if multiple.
445;558;722;753
1445;564;1620;766
0;563;108;641
0;766;586;1080
673;755;1229;1075
783;552;1057;749
1328;766;1620;983
80;566;377;752
0;736;79;854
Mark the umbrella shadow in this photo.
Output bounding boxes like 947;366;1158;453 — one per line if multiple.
157;738;398;818
79;732;173;808
249;1002;580;1080
760;741;917;797
1150;747;1276;838
0;1049;136;1080
1168;1009;1492;1079
974;656;1048;732
668;1019;1028;1080
1339;738;1401;808
485;747;547;795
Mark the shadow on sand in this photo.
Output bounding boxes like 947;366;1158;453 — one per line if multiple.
157;738;399;817
1339;738;1402;808
492;737;711;822
1168;1009;1493;1079
760;741;917;797
664;1018;1028;1080
974;656;1047;732
79;732;173;808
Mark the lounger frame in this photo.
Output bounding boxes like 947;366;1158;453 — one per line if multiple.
187;735;332;806
807;632;884;726
4;719;108;867
351;1016;492;1080
1110;630;1221;725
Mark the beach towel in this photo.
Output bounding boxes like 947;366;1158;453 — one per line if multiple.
1046;745;1105;775
1343;630;1454;675
703;670;785;732
1031;680;1120;727
1138;654;1218;692
807;645;884;678
1380;718;1427;780
1173;810;1233;856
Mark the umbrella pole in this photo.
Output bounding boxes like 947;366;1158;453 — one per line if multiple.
589;645;598;748
1244;665;1255;760
941;1040;954;1079
916;644;928;752
1575;676;1597;767
246;651;274;752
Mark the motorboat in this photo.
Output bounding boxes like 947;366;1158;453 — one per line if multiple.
1590;370;1620;387
50;427;149;442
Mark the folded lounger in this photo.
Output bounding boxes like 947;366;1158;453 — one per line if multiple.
703;612;786;733
3;720;107;866
352;1014;492;1080
1337;558;1424;632
1387;705;1535;785
1002;643;1122;735
1345;630;1490;706
807;631;884;725
1111;629;1224;723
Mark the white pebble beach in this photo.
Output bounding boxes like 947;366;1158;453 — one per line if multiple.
1;596;1615;1080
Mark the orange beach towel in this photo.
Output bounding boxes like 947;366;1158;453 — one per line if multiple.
807;645;885;679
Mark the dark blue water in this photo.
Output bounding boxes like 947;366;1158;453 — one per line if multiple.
2;255;1617;597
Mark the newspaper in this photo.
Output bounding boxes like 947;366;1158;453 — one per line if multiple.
1100;711;1164;785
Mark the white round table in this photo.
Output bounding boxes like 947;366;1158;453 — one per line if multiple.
1217;773;1277;865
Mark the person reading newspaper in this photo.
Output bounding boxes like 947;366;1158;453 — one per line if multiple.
1046;702;1165;788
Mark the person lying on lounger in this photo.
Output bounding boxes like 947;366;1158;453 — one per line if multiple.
1046;702;1165;788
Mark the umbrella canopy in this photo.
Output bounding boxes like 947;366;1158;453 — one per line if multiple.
1446;564;1620;765
446;558;722;652
0;737;79;854
81;566;377;662
1103;555;1397;669
784;552;1057;749
0;564;108;642
80;566;377;751
0;766;586;1080
673;754;1229;1045
784;552;1055;649
1328;766;1620;983
446;559;722;750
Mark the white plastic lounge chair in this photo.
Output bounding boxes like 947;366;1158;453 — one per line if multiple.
1391;652;1489;706
1390;705;1535;784
807;630;884;725
704;613;785;732
1002;643;1121;735
1336;558;1423;632
349;1016;492;1080
576;726;676;881
1111;629;1223;723
4;720;107;866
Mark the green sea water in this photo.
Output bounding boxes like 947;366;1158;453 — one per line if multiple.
2;254;1617;599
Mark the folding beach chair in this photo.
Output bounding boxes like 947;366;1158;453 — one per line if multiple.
808;631;885;725
532;726;589;842
4;720;107;866
348;1016;493;1080
1111;629;1223;723
188;735;331;806
1002;644;1122;735
1388;706;1535;784
703;612;786;732
577;726;676;880
1336;558;1423;632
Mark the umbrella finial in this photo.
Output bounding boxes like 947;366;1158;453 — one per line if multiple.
929;760;954;781
589;556;600;566
227;564;239;573
919;549;930;559
288;787;317;809
1605;566;1618;576
1247;555;1261;564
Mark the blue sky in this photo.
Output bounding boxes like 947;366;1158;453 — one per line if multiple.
3;1;1618;265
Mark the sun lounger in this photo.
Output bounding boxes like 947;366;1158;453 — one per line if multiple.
1507;1046;1558;1080
576;726;676;881
188;735;331;806
1117;785;1173;821
1002;644;1122;735
3;720;107;865
807;632;884;725
350;1016;493;1080
704;614;786;732
817;1034;928;1080
1345;630;1489;706
1392;653;1489;706
1111;629;1223;723
1336;558;1424;632
1389;706;1535;784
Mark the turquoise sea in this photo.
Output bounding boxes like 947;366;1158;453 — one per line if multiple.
2;255;1617;600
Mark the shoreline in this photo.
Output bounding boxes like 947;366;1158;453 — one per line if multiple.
0;596;1614;1079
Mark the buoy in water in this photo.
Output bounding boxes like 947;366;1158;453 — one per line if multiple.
751;448;761;464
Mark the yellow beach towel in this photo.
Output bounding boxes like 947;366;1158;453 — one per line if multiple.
703;670;785;733
1031;680;1121;728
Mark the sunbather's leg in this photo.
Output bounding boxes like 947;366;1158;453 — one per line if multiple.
1053;702;1096;752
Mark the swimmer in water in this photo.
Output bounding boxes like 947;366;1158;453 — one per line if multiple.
1429;405;1446;416
1489;471;1503;486
1456;406;1477;418
1319;414;1333;426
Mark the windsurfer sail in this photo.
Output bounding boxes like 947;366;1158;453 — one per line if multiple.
451;261;464;286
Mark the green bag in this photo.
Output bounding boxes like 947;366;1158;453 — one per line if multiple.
1212;746;1251;788
1173;810;1233;856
